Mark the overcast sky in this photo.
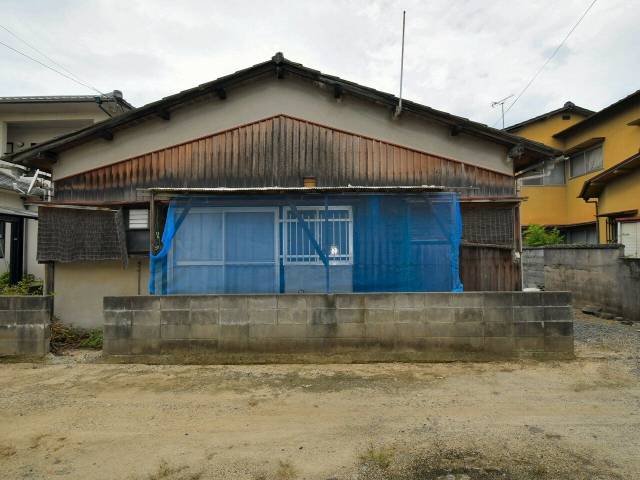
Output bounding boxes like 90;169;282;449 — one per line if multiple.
1;0;638;127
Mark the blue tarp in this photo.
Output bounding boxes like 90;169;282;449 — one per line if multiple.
149;192;463;294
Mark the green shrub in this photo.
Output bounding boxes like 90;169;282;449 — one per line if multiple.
50;320;103;353
0;273;43;295
523;224;564;247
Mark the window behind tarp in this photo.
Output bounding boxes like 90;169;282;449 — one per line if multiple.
149;192;463;294
37;206;128;264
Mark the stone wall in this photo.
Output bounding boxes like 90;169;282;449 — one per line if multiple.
523;245;640;322
0;296;52;357
103;292;573;363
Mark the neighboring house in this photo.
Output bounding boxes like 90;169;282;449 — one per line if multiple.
8;53;558;328
507;92;640;249
0;92;132;283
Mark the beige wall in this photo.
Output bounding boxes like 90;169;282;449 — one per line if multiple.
54;258;150;328
54;77;512;180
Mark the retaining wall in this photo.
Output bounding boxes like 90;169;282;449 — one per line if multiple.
523;245;640;321
104;292;573;363
0;296;52;357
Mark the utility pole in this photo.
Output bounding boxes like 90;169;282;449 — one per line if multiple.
491;94;514;129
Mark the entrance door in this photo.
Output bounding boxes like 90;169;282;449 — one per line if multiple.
170;208;278;294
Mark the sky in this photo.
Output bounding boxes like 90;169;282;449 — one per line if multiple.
1;0;638;128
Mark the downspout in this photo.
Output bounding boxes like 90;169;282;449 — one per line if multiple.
585;198;600;242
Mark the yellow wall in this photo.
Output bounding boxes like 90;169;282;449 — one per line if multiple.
514;103;640;242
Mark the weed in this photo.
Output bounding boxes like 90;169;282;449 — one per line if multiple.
0;272;43;295
274;460;297;480
358;445;394;470
50;319;103;353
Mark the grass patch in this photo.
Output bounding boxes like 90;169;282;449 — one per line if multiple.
50;319;103;353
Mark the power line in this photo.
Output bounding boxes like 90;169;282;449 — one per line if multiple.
0;37;104;95
496;0;598;127
0;24;101;93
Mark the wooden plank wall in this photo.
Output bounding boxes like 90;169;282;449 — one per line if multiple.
460;246;521;291
54;115;515;203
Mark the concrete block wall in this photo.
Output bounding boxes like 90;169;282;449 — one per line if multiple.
0;296;52;357
104;292;573;363
523;245;639;321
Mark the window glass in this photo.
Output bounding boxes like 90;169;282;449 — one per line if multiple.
585;146;603;172
570;153;586;177
544;159;565;185
570;146;602;177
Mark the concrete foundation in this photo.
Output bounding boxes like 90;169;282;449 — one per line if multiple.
103;292;574;363
0;296;52;357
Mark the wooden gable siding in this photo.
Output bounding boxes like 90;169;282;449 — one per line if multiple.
54;115;515;203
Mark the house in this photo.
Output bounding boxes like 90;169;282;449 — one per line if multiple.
0;92;132;284
9;53;559;328
507;92;640;249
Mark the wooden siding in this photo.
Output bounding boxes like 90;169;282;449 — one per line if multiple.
54;115;515;203
460;246;521;291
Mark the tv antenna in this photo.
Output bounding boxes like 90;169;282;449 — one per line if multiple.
393;10;406;118
491;94;514;129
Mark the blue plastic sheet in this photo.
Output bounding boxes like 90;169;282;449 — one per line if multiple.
149;192;463;294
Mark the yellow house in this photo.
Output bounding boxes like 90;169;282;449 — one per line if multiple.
507;92;640;251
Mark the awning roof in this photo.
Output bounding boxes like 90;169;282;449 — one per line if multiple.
579;152;640;199
0;206;38;219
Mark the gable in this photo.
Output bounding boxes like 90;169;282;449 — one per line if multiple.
53;114;515;203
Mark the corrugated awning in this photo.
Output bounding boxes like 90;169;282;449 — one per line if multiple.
0;206;38;219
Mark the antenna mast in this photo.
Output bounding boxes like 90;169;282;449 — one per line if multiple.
491;94;514;129
394;10;406;118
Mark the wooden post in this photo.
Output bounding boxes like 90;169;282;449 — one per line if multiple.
149;191;156;255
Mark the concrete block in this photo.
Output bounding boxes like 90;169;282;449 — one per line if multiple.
335;308;365;324
335;295;365;309
160;310;190;325
0;339;18;355
427;322;483;337
514;307;544;322
14;296;49;311
103;338;131;355
395;322;430;339
394;294;425;309
277;295;307;310
453;307;483;323
131;310;160;326
364;294;395;309
544;306;573;321
420;336;484;352
483;337;514;355
16;310;50;325
130;339;162;355
307;295;337;308
191;310;219;325
190;296;220;311
0;310;17;325
129;296;158;311
220;295;249;310
423;293;452;307
364;322;397;342
483;308;513;323
365;308;394;323
249;296;277;310
545;336;574;353
395;309;423;323
161;324;190;339
544;321;573;337
219;308;249;325
249;309;277;325
104;296;131;311
277;309;307;325
132;323;161;340
0;297;14;310
160;296;190;310
306;323;339;338
515;336;545;351
190;324;219;339
423;307;454;323
513;292;542;306
483;321;513;337
335;323;365;338
104;310;132;327
310;308;337;325
218;324;250;351
483;292;513;307
15;339;46;355
542;291;571;307
104;322;132;340
514;321;544;337
449;293;483;307
250;323;307;339
0;324;16;340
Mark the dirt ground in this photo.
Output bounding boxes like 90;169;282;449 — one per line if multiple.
1;310;639;480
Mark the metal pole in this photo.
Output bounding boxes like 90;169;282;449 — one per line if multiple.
394;11;406;118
